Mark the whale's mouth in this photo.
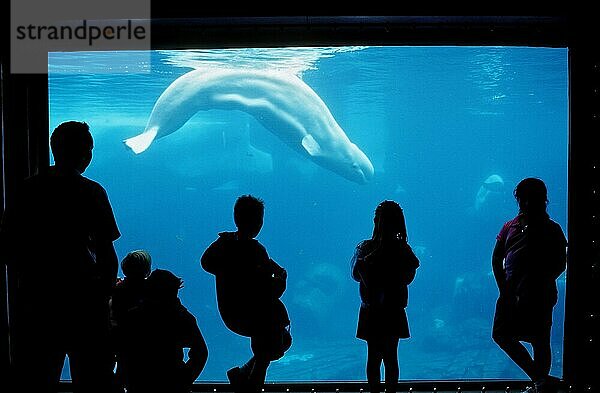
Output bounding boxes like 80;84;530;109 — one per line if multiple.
353;157;374;184
355;169;368;184
360;171;372;184
350;163;374;184
347;143;375;184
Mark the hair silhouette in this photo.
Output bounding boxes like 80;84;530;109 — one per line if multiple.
372;200;407;242
514;177;548;216
121;250;152;280
50;121;93;171
146;268;184;300
234;194;265;237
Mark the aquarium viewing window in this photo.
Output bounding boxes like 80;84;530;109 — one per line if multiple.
48;46;568;382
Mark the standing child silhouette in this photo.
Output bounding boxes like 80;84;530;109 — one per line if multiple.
352;200;419;393
492;178;566;393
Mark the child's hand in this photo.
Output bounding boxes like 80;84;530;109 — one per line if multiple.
273;268;287;280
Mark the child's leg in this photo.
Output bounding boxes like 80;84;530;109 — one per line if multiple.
381;338;400;393
248;356;270;391
366;340;384;393
239;356;255;377
531;333;552;380
493;333;539;381
247;334;274;393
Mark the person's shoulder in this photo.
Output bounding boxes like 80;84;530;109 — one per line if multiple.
19;170;63;198
357;239;373;250
110;284;127;304
176;301;197;323
499;215;520;233
357;239;371;247
22;170;51;189
114;278;127;290
547;218;563;228
214;231;236;245
353;239;372;258
218;231;235;239
23;171;44;183
253;238;268;252
204;231;236;255
547;218;566;237
505;215;521;227
80;175;108;193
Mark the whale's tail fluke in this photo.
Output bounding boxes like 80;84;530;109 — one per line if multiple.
123;126;159;154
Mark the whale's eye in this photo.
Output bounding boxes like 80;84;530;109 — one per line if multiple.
352;163;359;169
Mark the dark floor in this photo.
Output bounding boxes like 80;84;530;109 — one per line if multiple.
54;380;571;393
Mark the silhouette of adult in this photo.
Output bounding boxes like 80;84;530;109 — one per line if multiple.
201;195;291;393
1;121;120;392
492;178;566;393
352;200;419;393
116;268;208;393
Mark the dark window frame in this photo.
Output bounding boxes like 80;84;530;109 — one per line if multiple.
2;15;597;392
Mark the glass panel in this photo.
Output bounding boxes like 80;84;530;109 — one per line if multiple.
49;46;568;381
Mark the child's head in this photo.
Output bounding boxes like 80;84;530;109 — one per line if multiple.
146;269;183;300
514;177;548;215
121;250;152;281
373;200;407;241
233;194;264;238
50;121;94;173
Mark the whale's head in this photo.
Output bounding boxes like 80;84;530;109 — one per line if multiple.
300;133;373;184
322;141;374;185
347;143;375;184
483;174;504;191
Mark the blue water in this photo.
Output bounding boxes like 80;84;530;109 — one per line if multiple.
48;46;569;382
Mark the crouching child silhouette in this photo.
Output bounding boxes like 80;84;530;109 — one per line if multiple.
201;195;291;393
116;268;208;393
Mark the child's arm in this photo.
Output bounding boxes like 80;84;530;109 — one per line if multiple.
351;241;368;283
492;240;507;296
267;258;287;298
549;225;567;280
94;238;119;298
399;242;419;285
200;238;223;274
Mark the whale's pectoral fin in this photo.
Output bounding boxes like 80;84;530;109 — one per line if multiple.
301;134;322;156
123;126;159;154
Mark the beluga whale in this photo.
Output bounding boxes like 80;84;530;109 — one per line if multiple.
474;174;505;211
124;68;374;184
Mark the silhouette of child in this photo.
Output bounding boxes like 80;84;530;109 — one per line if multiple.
352;200;419;393
110;250;152;391
201;194;291;393
492;178;566;393
116;268;208;393
110;250;152;327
